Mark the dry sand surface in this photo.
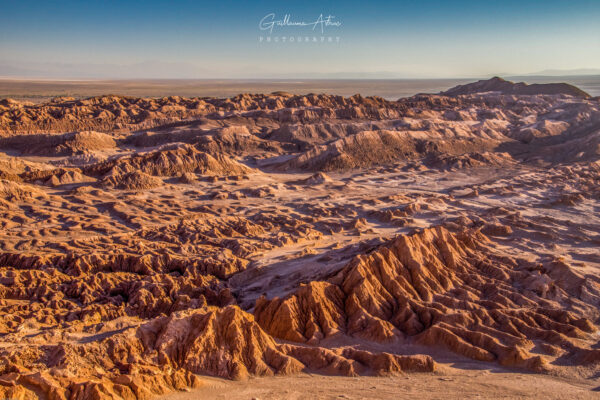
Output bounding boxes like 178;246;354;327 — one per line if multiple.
161;368;600;400
0;77;599;399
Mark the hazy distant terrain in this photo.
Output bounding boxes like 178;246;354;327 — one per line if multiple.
0;78;471;102
1;76;598;103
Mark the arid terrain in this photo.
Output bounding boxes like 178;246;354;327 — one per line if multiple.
0;77;599;399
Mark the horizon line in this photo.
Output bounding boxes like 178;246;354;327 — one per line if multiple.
2;74;600;82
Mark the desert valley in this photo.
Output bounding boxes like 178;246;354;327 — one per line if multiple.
0;77;599;399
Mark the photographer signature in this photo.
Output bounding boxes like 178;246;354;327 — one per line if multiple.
259;13;342;34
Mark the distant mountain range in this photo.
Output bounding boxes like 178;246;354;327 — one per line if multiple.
0;61;599;80
522;68;600;77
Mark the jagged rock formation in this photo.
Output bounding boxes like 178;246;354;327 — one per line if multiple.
2;78;600;170
272;130;421;171
0;93;398;136
86;144;253;178
254;227;600;371
1;79;600;398
271;130;503;171
425;151;515;171
0;179;48;204
100;170;163;190
0;130;117;156
0;305;434;399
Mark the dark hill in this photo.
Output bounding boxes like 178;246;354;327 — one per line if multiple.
441;76;590;98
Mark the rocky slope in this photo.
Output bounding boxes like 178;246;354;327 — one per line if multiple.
0;78;599;399
254;226;600;371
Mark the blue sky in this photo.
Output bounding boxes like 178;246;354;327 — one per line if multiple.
0;0;599;78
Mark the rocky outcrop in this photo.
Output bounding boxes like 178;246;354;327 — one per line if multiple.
0;179;48;204
272;130;503;171
255;227;600;371
442;77;591;98
0;93;403;135
100;170;163;190
425;151;515;170
0;130;117;156
0;306;435;399
86;144;253;178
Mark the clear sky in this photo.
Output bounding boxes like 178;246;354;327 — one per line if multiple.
1;0;599;79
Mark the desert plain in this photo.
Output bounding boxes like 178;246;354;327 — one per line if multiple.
0;77;599;399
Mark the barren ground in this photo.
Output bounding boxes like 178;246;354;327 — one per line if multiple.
0;78;599;399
